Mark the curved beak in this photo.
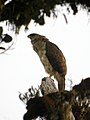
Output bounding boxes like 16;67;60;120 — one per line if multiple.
27;34;31;38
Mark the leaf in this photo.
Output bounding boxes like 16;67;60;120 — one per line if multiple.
0;47;5;50
2;34;12;43
0;27;3;36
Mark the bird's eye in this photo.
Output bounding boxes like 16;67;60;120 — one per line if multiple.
42;78;46;81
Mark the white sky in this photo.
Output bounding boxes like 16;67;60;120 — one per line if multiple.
0;6;90;120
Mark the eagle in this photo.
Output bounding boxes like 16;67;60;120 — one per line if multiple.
28;33;67;91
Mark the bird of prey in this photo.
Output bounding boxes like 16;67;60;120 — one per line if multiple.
28;33;67;91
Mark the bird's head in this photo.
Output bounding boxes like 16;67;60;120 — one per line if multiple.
27;33;39;40
28;33;45;40
27;33;48;43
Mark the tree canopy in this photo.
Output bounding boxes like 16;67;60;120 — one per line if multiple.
0;0;90;32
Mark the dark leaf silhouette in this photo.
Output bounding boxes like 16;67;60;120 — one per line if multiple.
0;0;90;32
0;26;3;36
0;47;5;50
2;34;12;43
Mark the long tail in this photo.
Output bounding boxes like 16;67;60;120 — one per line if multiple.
58;77;65;91
54;72;65;91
